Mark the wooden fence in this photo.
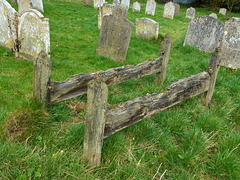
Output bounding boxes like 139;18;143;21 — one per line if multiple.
33;34;221;167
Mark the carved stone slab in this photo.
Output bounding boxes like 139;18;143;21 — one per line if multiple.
220;17;240;69
174;3;180;16
98;4;114;29
145;0;156;16
136;18;159;40
209;13;217;19
183;16;224;52
186;7;195;19
18;10;50;60
163;2;175;19
96;6;133;62
219;8;227;15
0;0;17;50
121;0;130;9
31;0;44;12
18;0;31;12
132;1;140;13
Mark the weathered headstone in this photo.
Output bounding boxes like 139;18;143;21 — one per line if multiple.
18;0;31;12
163;2;175;19
183;16;224;52
98;4;114;29
145;0;156;16
186;7;195;19
219;8;227;15
83;0;91;6
31;0;44;13
209;13;217;19
18;9;50;60
94;0;103;9
136;18;159;40
220;17;240;69
132;1;140;13
0;0;17;50
174;3;180;16
121;0;130;9
96;5;133;62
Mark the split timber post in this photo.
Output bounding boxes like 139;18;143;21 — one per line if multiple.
202;48;221;107
33;50;51;105
156;33;171;84
83;72;108;167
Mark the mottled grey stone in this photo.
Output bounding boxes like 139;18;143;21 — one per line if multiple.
0;0;17;50
98;4;114;29
183;16;224;52
121;0;130;9
136;17;159;40
186;7;195;19
132;1;140;13
174;3;180;16
18;10;50;60
96;6;133;62
220;17;240;69
219;8;227;15
163;2;175;19
145;0;156;16
209;13;217;19
18;0;31;12
31;0;44;12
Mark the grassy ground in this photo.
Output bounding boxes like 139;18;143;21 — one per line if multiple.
0;0;240;179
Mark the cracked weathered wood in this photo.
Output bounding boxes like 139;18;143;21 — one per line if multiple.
156;33;171;84
33;50;51;105
202;48;221;107
50;57;163;103
104;72;210;137
83;74;108;167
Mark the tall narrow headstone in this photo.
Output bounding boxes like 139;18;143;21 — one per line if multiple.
174;3;180;16
219;8;227;15
163;2;175;19
18;0;31;12
132;1;140;13
18;9;50;60
31;0;44;13
186;7;195;19
136;18;159;40
183;16;224;52
96;6;133;62
220;17;240;70
209;13;217;19
145;0;156;16
121;0;130;9
0;0;17;50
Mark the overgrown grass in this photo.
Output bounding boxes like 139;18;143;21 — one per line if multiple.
0;0;240;179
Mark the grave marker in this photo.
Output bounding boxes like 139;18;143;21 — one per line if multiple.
163;2;175;19
186;7;195;19
174;3;180;16
136;18;159;40
18;0;31;12
145;0;156;16
121;0;130;9
98;4;114;29
31;0;44;12
132;1;140;13
209;13;217;19
219;8;227;15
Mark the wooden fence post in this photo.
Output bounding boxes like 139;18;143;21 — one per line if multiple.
156;33;171;84
83;73;108;167
202;48;221;108
33;50;51;105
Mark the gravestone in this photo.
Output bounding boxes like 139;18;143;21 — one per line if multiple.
186;7;195;19
96;6;133;62
31;0;44;12
18;9;50;60
209;13;217;19
0;0;17;50
18;0;31;12
136;18;159;40
220;17;240;69
219;8;227;15
83;0;91;6
163;2;175;19
174;3;180;16
121;0;130;9
98;4;114;29
94;0;103;9
183;16;224;52
132;1;140;13
145;0;156;16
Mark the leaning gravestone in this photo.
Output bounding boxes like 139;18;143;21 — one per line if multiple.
31;0;44;13
186;7;195;19
174;3;180;16
132;1;140;13
183;16;224;52
220;17;240;69
98;4;114;29
163;2;175;19
18;9;50;60
18;0;31;12
219;8;227;15
121;0;130;9
136;18;159;40
0;0;17;50
209;13;217;19
96;5;133;62
145;0;156;16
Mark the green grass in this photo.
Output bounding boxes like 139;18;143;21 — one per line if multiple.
0;0;240;179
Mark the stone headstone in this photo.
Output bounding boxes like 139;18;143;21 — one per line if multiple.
18;10;50;60
186;7;195;19
209;13;217;19
163;2;175;19
0;0;17;50
31;0;44;13
219;8;227;15
145;0;156;16
132;1;140;13
121;0;130;9
174;3;180;16
98;4;114;29
18;0;31;12
96;6;133;62
94;0;103;9
220;17;240;70
136;18;159;40
183;16;224;52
